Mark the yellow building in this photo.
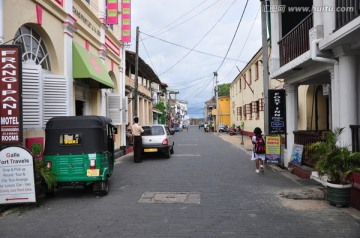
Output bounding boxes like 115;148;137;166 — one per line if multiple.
217;96;230;127
1;0;127;155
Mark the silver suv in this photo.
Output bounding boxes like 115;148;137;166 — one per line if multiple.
141;125;175;158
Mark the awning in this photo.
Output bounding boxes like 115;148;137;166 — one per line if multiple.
72;41;115;88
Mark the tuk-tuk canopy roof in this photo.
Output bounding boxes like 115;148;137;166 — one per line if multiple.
46;116;113;130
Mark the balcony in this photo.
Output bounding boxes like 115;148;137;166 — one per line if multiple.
336;0;360;30
279;13;313;66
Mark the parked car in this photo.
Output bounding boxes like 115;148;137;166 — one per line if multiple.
142;125;175;158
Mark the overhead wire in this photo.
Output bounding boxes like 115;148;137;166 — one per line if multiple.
139;34;158;75
144;0;215;39
140;32;248;63
157;0;238;76
221;5;260;82
215;0;249;73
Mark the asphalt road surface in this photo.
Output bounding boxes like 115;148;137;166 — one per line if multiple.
1;126;360;237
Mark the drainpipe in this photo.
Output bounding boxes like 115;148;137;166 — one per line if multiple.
310;38;339;129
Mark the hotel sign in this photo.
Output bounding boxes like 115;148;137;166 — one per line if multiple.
0;45;22;145
268;89;286;135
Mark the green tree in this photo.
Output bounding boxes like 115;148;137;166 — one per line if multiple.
154;101;167;124
216;83;230;97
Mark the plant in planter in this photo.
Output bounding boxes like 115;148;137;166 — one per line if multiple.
306;127;360;206
30;143;56;194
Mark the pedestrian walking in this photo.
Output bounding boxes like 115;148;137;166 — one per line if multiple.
131;116;144;163
251;127;266;173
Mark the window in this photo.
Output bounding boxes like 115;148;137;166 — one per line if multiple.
259;98;265;111
246;104;252;120
252;101;260;119
248;69;252;85
254;62;259;81
13;26;51;70
239;78;242;92
237;107;241;115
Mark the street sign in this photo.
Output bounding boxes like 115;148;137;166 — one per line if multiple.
0;146;36;204
268;89;286;135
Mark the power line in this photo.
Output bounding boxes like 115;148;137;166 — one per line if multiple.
216;0;249;72
140;32;248;63
139;34;158;75
157;0;238;76
145;0;216;39
221;5;260;82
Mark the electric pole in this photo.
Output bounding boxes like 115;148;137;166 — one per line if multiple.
261;0;269;135
134;26;139;117
214;72;219;133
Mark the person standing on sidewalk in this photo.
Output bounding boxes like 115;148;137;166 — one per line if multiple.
251;127;266;173
131;116;144;163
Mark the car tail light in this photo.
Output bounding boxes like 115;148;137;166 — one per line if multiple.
46;161;52;169
90;159;96;170
162;138;168;145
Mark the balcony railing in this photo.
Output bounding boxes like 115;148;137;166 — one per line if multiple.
279;13;313;66
293;130;329;166
336;0;360;30
350;125;360;152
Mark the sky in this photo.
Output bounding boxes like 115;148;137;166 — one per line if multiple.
130;0;263;118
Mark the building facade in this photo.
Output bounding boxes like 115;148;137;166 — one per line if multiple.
269;0;360;166
1;0;127;155
230;46;283;134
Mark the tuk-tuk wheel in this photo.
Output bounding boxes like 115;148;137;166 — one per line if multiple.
94;177;109;196
45;186;55;198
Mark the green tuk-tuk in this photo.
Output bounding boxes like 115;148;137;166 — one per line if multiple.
43;116;117;196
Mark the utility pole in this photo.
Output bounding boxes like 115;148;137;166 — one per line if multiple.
261;0;269;135
214;72;219;133
134;26;139;117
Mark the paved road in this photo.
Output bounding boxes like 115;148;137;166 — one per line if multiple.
1;126;360;237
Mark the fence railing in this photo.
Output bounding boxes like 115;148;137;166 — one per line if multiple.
350;125;360;152
336;0;360;30
279;13;313;66
293;130;329;166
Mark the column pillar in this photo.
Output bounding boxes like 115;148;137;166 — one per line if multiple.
284;83;298;167
334;46;357;146
63;0;77;115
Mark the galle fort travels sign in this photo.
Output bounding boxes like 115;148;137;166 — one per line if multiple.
0;45;22;145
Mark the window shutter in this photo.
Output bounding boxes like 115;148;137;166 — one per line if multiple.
122;97;128;125
43;74;68;126
107;93;122;125
22;66;42;128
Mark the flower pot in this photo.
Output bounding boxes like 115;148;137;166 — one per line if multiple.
326;182;352;207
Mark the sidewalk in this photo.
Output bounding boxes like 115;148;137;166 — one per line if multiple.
216;131;360;220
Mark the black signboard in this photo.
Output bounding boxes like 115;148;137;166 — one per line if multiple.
268;89;286;135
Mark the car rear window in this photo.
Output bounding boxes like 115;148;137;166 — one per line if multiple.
142;126;165;136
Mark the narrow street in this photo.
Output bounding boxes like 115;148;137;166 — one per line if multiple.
1;126;360;238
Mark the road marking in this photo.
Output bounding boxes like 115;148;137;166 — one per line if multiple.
172;154;201;157
177;144;198;146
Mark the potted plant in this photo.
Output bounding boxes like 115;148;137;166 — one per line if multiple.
306;127;360;206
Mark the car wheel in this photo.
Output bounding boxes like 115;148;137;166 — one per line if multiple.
165;148;171;159
170;144;174;154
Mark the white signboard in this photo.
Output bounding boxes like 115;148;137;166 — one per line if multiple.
0;146;36;204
